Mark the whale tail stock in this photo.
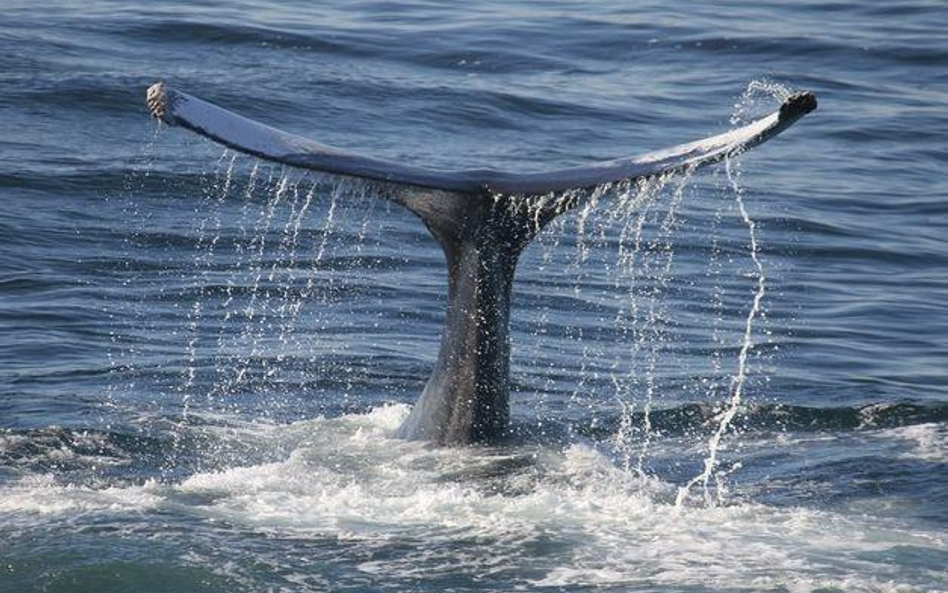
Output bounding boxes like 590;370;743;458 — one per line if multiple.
146;82;816;445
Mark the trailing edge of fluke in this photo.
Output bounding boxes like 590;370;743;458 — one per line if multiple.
145;81;816;445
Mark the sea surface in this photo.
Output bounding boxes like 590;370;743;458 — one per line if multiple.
2;1;947;592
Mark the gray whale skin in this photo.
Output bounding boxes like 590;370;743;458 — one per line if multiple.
146;82;816;445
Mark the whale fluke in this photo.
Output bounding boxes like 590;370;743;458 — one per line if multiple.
147;83;815;197
146;81;816;444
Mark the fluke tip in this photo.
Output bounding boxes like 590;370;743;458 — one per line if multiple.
779;91;818;120
146;82;171;122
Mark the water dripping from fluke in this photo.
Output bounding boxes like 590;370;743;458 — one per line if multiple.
140;81;816;500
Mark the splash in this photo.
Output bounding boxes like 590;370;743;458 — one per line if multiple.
731;79;793;125
118;82;789;499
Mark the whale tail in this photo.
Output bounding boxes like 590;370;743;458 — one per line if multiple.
145;82;816;444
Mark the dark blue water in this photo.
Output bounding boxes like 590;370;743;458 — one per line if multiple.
2;1;947;591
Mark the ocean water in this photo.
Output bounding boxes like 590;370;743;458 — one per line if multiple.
2;1;947;592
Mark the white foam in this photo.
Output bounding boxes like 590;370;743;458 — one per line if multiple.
878;422;948;462
2;408;945;592
0;474;162;516
171;413;948;591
